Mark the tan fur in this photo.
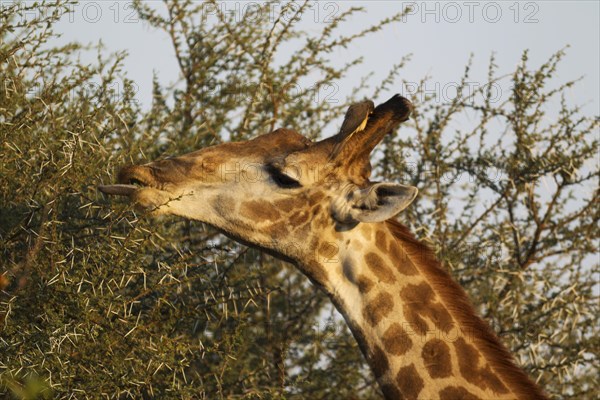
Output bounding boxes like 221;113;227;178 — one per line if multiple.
386;220;548;400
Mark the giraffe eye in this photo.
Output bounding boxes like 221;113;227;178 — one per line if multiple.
266;165;301;189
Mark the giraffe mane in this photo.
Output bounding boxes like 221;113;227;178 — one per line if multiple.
385;219;549;400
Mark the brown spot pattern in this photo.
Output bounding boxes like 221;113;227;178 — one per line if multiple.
375;230;388;253
215;194;235;211
370;345;389;379
400;282;454;335
422;338;452;378
439;386;483;400
363;292;394;326
385;219;545;400
454;337;480;381
311;205;321;218
454;338;509;394
240;200;280;221
312;206;328;228
382;323;412;356
318;242;338;262
273;197;303;212
396;364;424;400
308;192;325;205
267;221;288;236
389;241;418;275
364;253;396;284
356;275;374;294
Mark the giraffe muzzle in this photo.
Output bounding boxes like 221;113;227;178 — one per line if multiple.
99;165;158;197
98;183;138;196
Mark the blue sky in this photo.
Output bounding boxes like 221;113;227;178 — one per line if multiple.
51;1;599;117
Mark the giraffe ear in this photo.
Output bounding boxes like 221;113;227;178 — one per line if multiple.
337;183;418;223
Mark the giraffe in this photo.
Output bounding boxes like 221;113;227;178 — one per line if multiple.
99;95;547;400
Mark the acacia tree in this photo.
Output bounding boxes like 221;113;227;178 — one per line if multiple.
1;1;598;399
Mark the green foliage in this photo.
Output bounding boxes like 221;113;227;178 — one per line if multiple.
1;1;598;399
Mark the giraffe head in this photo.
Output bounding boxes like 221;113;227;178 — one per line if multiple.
99;95;416;285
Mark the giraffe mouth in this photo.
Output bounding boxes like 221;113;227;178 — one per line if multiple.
98;183;140;196
98;166;157;197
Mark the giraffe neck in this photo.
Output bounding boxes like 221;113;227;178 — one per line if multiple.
312;220;546;400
